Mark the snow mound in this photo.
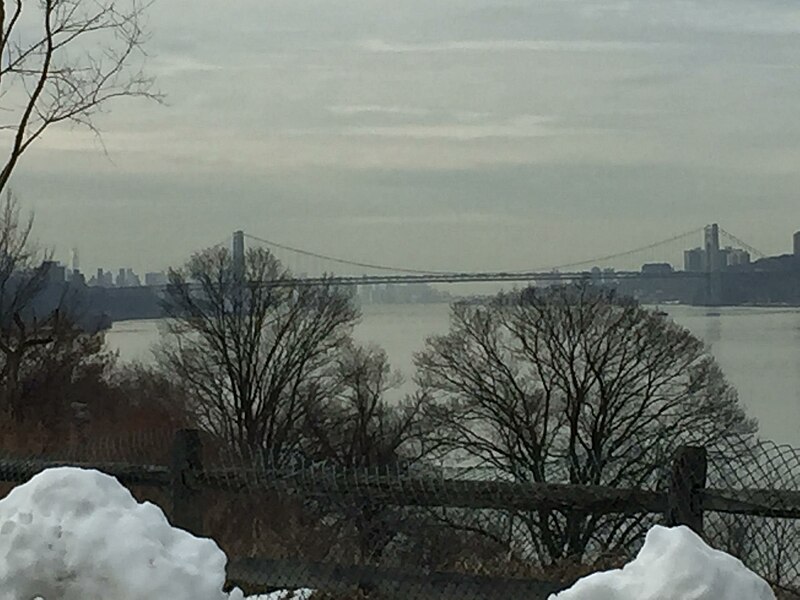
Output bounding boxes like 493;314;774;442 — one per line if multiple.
0;467;235;600
243;591;314;600
551;525;775;600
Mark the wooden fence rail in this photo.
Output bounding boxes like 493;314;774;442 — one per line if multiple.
1;438;797;526
1;431;799;597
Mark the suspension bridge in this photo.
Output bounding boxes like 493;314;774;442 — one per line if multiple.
84;224;779;323
232;224;763;290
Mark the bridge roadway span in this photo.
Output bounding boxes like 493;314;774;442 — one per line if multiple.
135;270;708;293
91;270;711;322
264;270;709;287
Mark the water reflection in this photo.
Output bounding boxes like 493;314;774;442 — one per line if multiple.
703;313;722;346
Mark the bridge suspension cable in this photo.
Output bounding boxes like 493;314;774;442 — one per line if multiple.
718;227;766;259
530;227;704;272
243;233;454;275
210;236;233;250
245;226;709;277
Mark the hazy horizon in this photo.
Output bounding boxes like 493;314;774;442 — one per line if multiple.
11;0;800;275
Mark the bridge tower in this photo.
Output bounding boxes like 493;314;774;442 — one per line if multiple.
232;230;245;279
704;224;723;305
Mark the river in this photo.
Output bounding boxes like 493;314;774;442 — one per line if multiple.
105;304;800;446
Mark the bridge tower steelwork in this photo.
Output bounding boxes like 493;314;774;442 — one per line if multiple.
232;230;245;279
704;223;722;305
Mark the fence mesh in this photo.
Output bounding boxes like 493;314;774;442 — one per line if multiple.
1;428;799;599
704;439;800;598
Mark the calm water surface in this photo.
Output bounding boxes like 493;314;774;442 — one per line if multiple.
105;304;800;445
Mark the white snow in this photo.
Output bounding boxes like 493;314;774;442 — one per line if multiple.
550;525;775;600
243;591;314;600
0;467;236;600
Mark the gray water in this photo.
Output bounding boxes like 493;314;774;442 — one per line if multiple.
105;304;800;446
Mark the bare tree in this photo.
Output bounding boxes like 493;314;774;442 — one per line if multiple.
11;316;112;425
0;190;43;305
0;190;81;419
415;284;756;565
158;246;359;461
0;0;160;193
305;342;429;468
302;342;435;563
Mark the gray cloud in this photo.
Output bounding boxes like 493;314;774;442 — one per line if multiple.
8;0;800;275
328;105;435;117
357;38;662;53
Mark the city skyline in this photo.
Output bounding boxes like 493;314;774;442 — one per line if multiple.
48;221;798;291
9;0;800;276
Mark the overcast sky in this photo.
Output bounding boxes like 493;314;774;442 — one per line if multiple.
11;0;800;274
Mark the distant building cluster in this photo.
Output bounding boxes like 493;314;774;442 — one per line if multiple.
683;225;800;274
42;256;168;289
88;268;168;288
588;267;619;283
90;268;130;287
641;263;674;276
356;283;450;304
683;225;751;272
683;247;751;272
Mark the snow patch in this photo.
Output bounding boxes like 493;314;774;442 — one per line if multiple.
550;525;775;600
0;467;235;600
242;591;314;600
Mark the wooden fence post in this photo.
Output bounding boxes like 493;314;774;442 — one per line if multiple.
667;445;707;535
171;428;204;535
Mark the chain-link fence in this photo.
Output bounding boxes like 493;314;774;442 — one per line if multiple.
1;429;799;599
703;439;800;598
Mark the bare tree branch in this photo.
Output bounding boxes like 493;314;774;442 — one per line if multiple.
0;0;161;194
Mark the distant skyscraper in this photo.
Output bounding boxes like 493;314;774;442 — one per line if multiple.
704;224;721;272
794;231;800;258
126;268;141;286
718;247;731;268
684;248;705;272
726;248;750;267
71;247;79;273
